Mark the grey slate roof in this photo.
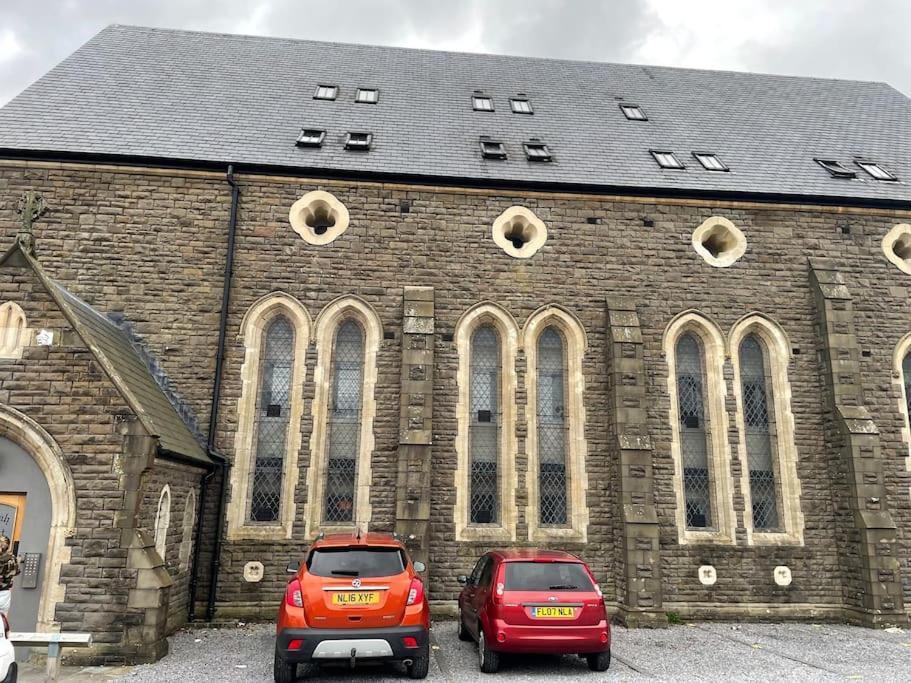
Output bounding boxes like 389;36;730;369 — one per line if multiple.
1;24;911;204
50;281;210;465
0;238;210;465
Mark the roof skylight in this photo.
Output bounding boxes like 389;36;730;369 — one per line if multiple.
815;159;856;179
296;128;326;148
345;132;372;150
314;85;338;101
856;160;896;181
524;140;552;162
694;152;729;172
510;97;533;114
472;93;494;111
356;88;379;104
620;103;648;121
651;150;684;169
479;137;507;160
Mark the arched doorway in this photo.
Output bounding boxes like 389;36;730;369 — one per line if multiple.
0;404;75;633
0;436;52;631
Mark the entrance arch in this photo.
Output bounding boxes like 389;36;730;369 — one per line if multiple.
0;404;75;631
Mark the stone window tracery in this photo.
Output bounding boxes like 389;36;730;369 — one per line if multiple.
469;325;501;524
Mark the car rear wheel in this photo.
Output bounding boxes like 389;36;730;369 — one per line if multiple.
457;610;473;642
478;628;500;674
406;644;430;679
586;650;611;672
273;650;297;683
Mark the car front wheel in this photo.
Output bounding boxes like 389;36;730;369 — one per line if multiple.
478;628;500;674
273;650;297;683
586;649;611;672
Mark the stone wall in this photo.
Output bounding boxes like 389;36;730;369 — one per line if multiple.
1;161;909;628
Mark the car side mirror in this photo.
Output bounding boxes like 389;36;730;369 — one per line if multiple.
457;574;468;586
413;561;426;573
286;559;301;574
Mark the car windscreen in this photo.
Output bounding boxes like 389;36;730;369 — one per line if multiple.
503;561;595;592
307;547;406;579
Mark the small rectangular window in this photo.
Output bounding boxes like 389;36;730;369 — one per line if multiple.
510;98;533;114
524;141;552;162
694;152;729;172
314;85;338;100
472;95;494;111
651;150;684;169
296;128;326;148
815;159;856;179
856;160;896;181
345;132;372;150
356;88;379;104
620;103;647;121
479;138;507;160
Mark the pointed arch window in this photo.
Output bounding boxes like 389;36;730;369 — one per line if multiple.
249;315;294;523
324;320;365;524
469;325;501;524
676;333;713;529
903;351;911;428
739;335;780;530
537;328;568;525
154;485;171;561
227;293;310;542
730;314;803;545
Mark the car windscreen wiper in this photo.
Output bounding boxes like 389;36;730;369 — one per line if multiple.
330;570;360;576
548;584;578;590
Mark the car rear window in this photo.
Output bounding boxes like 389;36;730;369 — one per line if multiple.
307;547;406;579
503;562;595;592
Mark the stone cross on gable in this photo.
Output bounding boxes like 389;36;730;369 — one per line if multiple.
16;191;47;252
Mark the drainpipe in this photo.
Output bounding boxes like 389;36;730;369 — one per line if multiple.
197;165;240;621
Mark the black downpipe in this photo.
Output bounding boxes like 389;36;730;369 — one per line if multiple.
202;165;240;621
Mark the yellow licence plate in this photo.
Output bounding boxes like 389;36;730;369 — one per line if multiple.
532;606;575;619
331;591;380;606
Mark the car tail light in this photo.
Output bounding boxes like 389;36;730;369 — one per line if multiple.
493;581;504;604
288;639;303;651
406;577;424;606
593;583;603;598
497;631;506;643
402;636;418;649
600;631;609;644
285;578;303;608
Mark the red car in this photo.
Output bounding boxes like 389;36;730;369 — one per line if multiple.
457;549;610;673
274;532;430;681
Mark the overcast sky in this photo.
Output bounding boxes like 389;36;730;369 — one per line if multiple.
1;0;910;106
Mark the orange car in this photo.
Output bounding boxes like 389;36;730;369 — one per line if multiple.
274;531;430;682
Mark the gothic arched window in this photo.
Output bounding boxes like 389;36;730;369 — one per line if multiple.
469;325;501;524
676;333;713;529
249;315;295;523
739;335;780;530
536;328;568;526
324;320;365;524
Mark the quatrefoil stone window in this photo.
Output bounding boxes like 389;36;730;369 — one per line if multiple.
289;190;350;245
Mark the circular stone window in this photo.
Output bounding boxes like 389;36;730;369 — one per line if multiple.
289;190;350;245
882;223;911;275
691;216;747;267
492;206;548;258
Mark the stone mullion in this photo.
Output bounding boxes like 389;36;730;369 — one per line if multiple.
605;297;666;627
808;257;905;625
394;287;435;568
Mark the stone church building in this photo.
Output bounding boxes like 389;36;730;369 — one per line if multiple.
0;24;909;663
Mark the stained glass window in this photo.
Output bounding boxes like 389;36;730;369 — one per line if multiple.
324;320;364;524
249;316;294;522
904;352;911;431
538;328;568;525
469;325;500;524
676;333;713;529
739;335;780;530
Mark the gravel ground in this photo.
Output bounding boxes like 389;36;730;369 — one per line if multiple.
107;620;911;682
